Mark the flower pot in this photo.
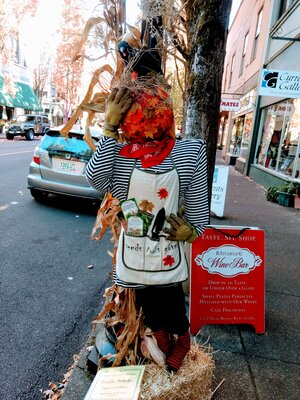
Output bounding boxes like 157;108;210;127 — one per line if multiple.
293;194;300;210
277;191;293;207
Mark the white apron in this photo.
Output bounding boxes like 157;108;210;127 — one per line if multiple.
116;162;188;285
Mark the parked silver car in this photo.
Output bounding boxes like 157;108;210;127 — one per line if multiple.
27;125;102;201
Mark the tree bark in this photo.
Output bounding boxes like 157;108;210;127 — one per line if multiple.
184;0;232;201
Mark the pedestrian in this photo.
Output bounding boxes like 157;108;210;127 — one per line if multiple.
86;82;209;372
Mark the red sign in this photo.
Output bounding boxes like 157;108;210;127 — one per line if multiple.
190;226;265;334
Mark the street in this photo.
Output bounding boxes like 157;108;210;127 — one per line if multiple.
0;137;111;399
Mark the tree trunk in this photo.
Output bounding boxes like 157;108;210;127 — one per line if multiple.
184;0;232;201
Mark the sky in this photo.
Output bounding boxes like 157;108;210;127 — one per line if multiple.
21;0;141;68
21;0;240;68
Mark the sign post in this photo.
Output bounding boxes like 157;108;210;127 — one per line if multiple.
190;226;265;334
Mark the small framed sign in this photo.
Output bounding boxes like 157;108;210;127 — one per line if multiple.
190;226;265;334
84;366;145;400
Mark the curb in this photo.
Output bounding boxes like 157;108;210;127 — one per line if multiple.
61;324;105;400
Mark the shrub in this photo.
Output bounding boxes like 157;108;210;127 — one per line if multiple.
265;186;278;202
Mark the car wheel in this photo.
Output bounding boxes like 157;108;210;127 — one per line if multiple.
25;129;35;141
6;132;14;140
30;189;49;202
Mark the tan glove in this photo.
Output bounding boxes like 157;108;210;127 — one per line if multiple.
103;87;133;139
164;214;198;243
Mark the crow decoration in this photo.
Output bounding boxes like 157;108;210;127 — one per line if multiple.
118;17;163;77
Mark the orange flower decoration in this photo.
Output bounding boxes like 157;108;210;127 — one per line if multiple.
120;88;175;144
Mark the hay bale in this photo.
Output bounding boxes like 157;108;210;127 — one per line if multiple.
139;344;214;400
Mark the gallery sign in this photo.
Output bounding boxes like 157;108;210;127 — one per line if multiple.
220;98;241;111
190;226;265;334
259;69;300;98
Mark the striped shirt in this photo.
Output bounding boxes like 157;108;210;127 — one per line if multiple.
86;136;209;287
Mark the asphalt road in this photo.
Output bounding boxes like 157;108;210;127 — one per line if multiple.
0;137;111;399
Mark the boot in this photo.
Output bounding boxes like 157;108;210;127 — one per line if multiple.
166;331;191;372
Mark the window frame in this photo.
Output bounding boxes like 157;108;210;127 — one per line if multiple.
240;31;249;76
251;8;263;62
229;54;236;87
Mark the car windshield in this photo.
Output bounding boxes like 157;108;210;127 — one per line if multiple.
16;115;36;123
40;133;95;162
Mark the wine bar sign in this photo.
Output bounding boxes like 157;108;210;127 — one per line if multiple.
190;226;265;334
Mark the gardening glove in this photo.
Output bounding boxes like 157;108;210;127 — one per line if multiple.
164;213;198;243
103;87;133;139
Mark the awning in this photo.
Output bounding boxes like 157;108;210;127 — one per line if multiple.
0;76;42;112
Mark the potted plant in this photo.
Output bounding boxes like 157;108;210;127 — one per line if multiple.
276;183;300;207
276;183;294;207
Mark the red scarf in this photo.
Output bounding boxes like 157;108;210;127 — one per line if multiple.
119;138;175;168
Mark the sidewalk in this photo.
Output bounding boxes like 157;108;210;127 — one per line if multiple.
62;153;300;400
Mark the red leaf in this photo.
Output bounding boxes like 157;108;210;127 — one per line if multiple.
163;255;175;267
157;187;168;200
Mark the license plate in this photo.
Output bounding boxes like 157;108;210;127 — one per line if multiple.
52;158;85;174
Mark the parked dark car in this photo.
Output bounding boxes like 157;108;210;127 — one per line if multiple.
27;125;103;201
6;114;50;140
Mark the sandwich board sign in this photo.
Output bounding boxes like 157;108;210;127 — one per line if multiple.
190;225;265;334
211;165;229;218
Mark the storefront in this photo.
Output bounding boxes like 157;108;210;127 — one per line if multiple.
255;98;300;181
224;89;256;171
248;67;300;187
0;75;42;121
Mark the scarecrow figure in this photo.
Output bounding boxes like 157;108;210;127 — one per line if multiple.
85;16;209;371
86;77;209;371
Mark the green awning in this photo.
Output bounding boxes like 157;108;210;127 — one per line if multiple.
0;76;42;112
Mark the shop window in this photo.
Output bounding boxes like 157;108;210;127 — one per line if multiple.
230;113;253;157
251;8;263;62
256;99;300;179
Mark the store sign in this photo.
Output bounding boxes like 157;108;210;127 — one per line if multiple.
259;69;300;98
220;98;241;111
267;103;294;116
190;226;265;334
211;166;229;218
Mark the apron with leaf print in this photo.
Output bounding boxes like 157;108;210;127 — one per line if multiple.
116;163;189;285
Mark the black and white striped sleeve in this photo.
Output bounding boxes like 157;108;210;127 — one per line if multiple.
85;136;116;194
184;141;209;235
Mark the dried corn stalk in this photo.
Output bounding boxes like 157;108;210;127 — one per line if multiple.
93;285;145;367
91;192;121;268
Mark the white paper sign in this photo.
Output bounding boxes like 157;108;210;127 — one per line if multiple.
211;166;229;217
220;98;241;111
259;69;300;98
84;366;145;400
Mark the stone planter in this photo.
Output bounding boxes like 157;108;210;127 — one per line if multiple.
277;191;294;207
